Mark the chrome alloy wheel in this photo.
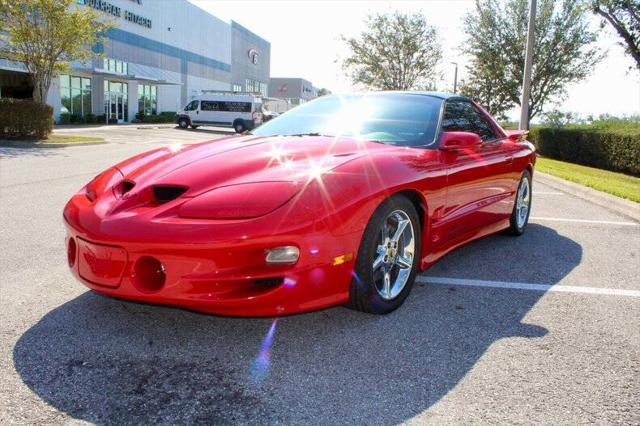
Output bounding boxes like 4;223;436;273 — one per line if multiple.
372;210;415;300
516;177;531;228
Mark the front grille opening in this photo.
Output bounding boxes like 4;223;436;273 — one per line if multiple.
254;277;284;288
153;186;188;203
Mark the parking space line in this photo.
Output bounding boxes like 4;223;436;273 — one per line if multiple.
534;191;563;195
530;217;639;226
416;276;640;298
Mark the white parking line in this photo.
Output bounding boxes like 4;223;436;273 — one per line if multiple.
416;276;640;298
534;191;563;195
530;216;639;227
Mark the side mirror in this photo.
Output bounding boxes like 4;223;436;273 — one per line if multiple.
440;131;483;151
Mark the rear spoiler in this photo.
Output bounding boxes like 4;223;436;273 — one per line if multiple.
505;130;528;142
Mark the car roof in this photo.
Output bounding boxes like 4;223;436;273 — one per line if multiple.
386;91;472;101
334;91;472;101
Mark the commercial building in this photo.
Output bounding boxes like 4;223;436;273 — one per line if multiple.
269;78;316;106
0;0;270;123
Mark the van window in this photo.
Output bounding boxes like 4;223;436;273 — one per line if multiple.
223;101;251;113
184;100;199;111
201;101;220;111
199;101;252;113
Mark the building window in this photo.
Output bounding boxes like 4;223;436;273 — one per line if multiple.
244;79;267;96
232;84;242;93
60;75;92;117
137;84;157;115
104;58;128;75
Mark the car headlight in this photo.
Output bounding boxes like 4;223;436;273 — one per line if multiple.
85;167;123;201
178;181;302;219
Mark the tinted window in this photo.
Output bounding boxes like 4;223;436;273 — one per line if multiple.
441;101;498;141
201;101;220;111
223;101;252;113
252;94;443;146
201;101;252;113
184;100;199;111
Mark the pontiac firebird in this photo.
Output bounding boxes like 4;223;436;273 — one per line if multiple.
63;92;536;316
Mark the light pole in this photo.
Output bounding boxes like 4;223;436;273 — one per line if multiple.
451;62;458;94
519;0;537;130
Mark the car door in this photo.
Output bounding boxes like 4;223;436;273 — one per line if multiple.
440;100;514;241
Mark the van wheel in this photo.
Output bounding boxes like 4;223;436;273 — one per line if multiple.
178;117;189;129
233;120;246;133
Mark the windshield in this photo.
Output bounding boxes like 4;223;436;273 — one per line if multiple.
251;94;443;146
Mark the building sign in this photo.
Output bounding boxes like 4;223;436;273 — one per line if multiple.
78;0;152;28
248;49;259;65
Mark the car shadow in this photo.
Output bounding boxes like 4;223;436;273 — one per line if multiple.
13;224;581;424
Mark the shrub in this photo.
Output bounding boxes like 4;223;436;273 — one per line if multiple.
529;127;640;176
0;98;53;139
59;113;72;124
85;114;97;124
136;111;176;123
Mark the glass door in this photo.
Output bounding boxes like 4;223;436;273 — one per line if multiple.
104;92;125;124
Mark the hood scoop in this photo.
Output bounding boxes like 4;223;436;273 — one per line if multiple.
153;186;188;203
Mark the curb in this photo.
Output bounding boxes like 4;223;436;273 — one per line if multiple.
535;172;640;222
0;140;108;148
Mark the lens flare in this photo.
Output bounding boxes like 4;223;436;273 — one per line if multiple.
248;319;278;386
283;276;297;288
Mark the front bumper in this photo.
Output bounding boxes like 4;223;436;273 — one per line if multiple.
63;192;358;317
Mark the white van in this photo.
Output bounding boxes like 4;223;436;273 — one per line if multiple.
176;92;263;133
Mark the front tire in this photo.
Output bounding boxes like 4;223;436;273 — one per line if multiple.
178;117;190;129
507;169;532;235
349;195;421;314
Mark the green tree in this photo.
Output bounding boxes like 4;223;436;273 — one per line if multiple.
0;0;112;104
316;88;332;97
342;12;442;90
591;0;640;70
461;0;602;121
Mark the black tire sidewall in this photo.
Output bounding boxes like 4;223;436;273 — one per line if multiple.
351;195;421;314
234;121;246;133
509;170;532;235
178;118;189;129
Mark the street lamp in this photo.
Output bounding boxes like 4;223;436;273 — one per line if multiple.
451;62;458;94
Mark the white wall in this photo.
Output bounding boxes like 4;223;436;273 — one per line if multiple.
89;0;231;67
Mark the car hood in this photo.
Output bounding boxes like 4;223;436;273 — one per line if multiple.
115;134;394;196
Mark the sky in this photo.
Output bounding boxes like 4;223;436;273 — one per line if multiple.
190;0;640;120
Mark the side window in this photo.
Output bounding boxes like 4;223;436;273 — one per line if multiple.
222;102;251;113
442;101;498;141
201;101;221;111
184;100;199;111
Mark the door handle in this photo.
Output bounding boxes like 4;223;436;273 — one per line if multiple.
196;110;199;114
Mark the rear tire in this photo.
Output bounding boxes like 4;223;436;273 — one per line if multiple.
348;195;421;314
178;117;190;129
506;169;532;236
233;120;246;133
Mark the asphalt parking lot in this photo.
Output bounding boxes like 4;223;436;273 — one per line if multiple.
1;126;638;424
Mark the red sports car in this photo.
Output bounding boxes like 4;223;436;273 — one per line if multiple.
64;92;535;316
